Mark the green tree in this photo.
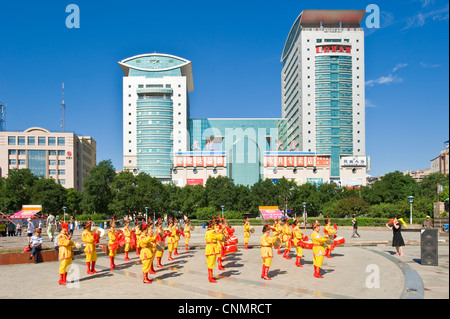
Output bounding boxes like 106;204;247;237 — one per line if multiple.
30;178;67;215
334;196;371;218
108;171;138;217
0;169;38;214
81;160;116;214
205;176;236;211
180;184;206;218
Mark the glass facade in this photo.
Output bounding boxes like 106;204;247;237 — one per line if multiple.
189;119;285;186
28;150;46;177
315;55;353;177
136;90;174;179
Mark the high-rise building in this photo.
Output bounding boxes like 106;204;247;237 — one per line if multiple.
119;53;194;182
280;9;368;184
0;127;96;190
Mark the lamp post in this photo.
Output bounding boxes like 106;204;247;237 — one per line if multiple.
302;202;306;229
63;206;67;223
145;206;148;223
221;206;225;219
408;196;414;225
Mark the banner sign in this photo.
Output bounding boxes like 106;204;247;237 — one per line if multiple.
259;206;283;220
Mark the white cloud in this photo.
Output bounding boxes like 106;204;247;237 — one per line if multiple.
392;63;408;72
402;4;449;30
365;99;376;108
420;62;442;68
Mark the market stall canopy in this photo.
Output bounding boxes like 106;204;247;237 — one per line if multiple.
10;205;42;219
259;206;283;220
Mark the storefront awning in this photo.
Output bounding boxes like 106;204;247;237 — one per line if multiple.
259;206;284;220
9;205;42;219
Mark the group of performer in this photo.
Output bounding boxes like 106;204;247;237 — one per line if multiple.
55;215;342;285
254;216;343;280
56;216;194;285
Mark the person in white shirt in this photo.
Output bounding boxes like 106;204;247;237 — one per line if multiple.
27;219;35;243
29;229;43;263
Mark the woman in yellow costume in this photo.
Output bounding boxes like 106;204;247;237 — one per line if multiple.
183;219;192;251
173;218;181;256
260;224;280;280
281;218;293;259
275;218;283;255
57;222;75;285
292;219;306;267
167;219;176;261
135;221;142;256
123;220;132;261
81;220;98;274
243;218;251;250
155;219;169;268
215;218;226;270
139;223;156;284
108;219;118;269
323;217;337;258
311;222;329;278
147;221;157;274
205;219;224;283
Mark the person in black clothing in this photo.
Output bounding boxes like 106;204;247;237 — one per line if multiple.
351;215;360;238
386;217;405;256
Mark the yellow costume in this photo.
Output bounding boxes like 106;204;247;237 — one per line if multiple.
135;224;141;255
173;222;181;255
167;224;177;261
184;223;191;250
243;220;251;249
108;228;118;269
324;224;337;258
123;224;132;261
292;224;304;267
57;224;75;285
82;226;98;274
275;220;283;254
282;222;292;259
205;224;224;283
260;229;279;280
311;227;329;278
139;229;156;283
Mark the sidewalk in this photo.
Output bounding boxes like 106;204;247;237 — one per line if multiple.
0;226;448;300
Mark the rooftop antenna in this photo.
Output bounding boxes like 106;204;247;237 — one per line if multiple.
0;101;5;132
61;82;65;133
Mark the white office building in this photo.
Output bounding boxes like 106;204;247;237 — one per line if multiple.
280;9;368;185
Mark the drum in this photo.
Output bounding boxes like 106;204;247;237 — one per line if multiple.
156;241;165;251
273;237;282;248
302;241;313;249
226;236;238;245
190;225;195;231
326;237;334;246
75;242;82;249
224;244;237;255
334;237;345;246
249;227;255;234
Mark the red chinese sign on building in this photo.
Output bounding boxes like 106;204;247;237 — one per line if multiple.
316;45;351;54
174;156;226;167
265;156;330;167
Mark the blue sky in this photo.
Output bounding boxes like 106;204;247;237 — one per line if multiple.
0;0;448;178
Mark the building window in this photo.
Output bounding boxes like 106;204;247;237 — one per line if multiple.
49;160;56;166
28;150;46;177
18;137;25;145
9;159;16;165
49;169;56;175
49;150;56;156
48;137;56;146
8;136;16;145
58;150;65;156
18;159;26;165
59;179;65;185
18;150;26;156
57;137;65;146
38;137;46;145
8;150;16;155
58;170;65;175
58;160;65;166
28;137;35;145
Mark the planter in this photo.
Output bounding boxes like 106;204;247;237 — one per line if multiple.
0;249;59;265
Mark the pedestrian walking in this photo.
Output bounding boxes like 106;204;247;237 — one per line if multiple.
46;214;56;241
27;218;35;244
351;215;360;238
16;221;22;236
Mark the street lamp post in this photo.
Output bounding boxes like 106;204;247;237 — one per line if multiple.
302;202;306;229
221;206;225;219
63;206;67;223
408;196;414;225
145;207;148;223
